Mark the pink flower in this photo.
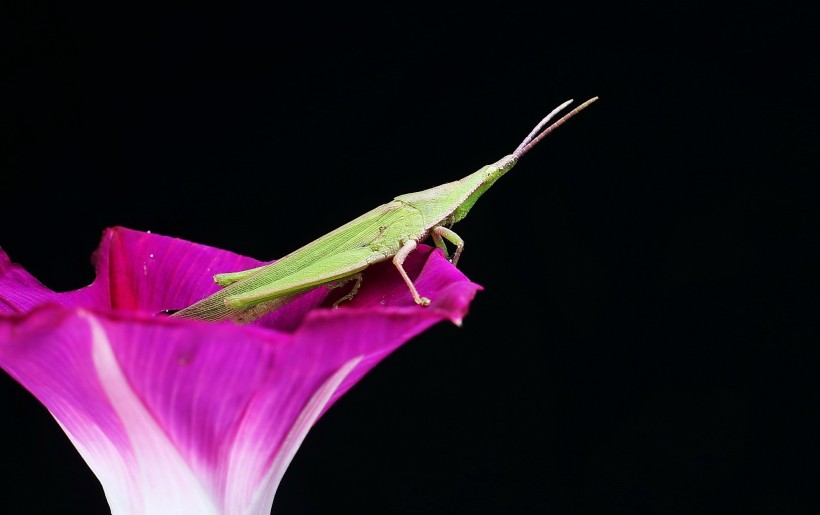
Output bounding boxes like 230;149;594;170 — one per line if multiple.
0;227;481;514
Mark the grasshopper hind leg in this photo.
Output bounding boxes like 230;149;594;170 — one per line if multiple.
328;273;364;308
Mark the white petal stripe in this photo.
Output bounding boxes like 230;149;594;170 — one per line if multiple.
234;355;364;515
85;312;219;515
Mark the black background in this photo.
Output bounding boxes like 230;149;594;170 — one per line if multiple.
2;2;818;514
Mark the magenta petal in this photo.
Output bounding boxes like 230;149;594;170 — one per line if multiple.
0;227;482;513
0;227;264;316
86;227;267;314
0;248;78;314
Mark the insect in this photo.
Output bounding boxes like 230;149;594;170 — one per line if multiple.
172;97;598;323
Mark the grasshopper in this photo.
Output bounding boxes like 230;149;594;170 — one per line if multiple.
172;97;598;323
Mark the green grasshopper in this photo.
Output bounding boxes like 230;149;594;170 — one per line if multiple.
172;97;598;323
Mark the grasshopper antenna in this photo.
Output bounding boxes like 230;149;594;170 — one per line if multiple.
513;96;599;160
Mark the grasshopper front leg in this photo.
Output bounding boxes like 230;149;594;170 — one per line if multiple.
393;239;431;306
430;226;465;266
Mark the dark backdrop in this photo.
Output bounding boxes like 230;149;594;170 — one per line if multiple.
2;3;818;514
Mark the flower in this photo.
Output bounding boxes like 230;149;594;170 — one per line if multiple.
0;227;481;514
